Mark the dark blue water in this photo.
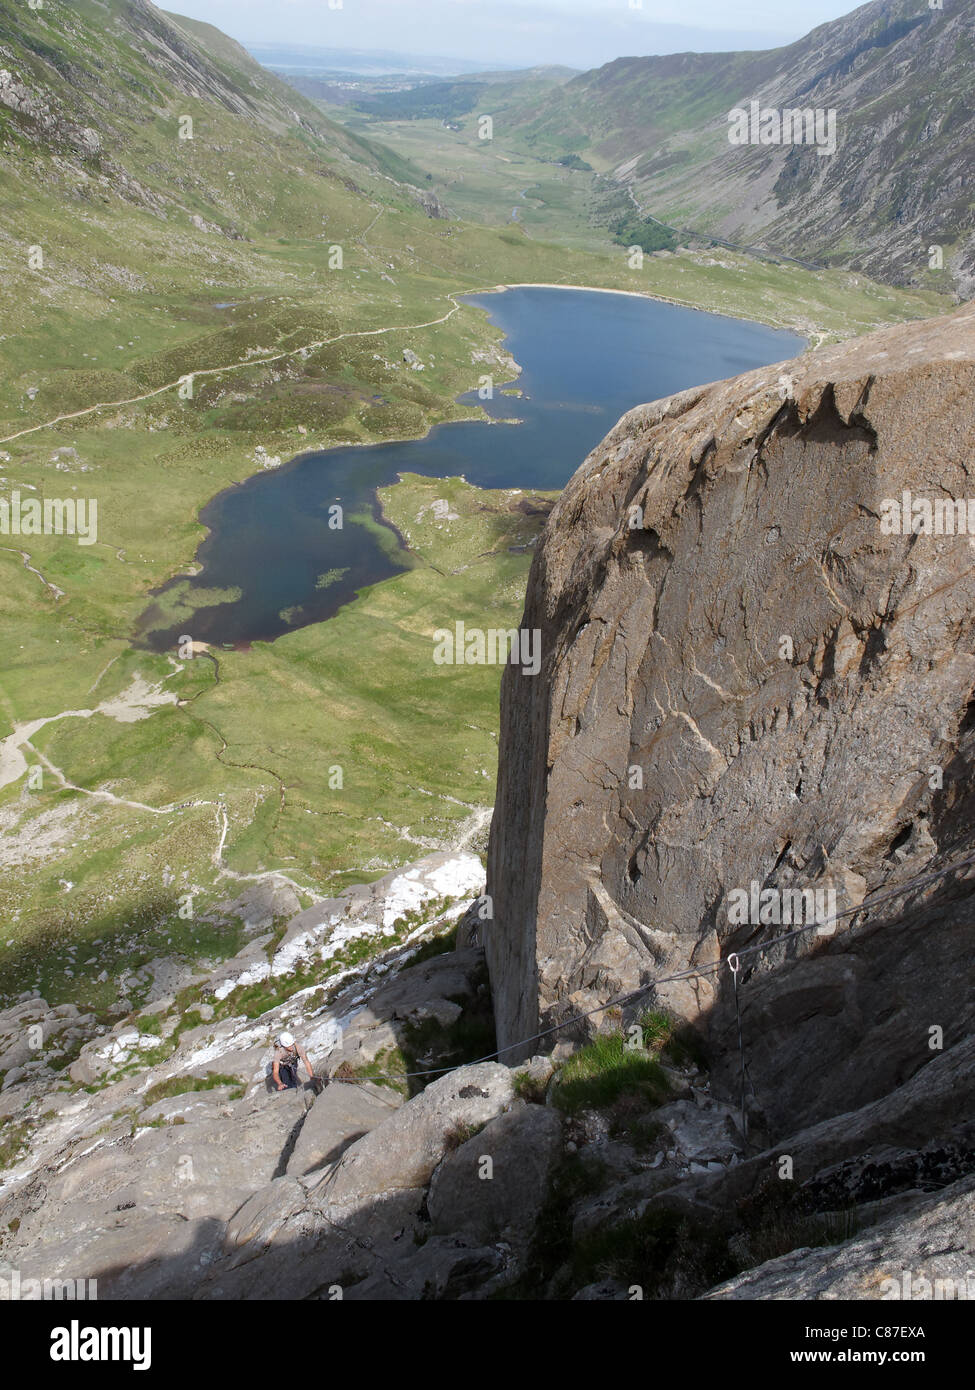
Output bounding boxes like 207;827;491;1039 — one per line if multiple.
137;288;803;649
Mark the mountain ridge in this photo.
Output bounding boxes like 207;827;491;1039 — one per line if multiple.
500;0;974;297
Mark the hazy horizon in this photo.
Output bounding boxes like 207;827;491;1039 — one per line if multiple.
165;0;866;71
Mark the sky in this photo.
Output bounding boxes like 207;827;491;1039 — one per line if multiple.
165;0;866;70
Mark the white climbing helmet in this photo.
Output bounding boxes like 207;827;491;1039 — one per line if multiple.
277;1031;295;1048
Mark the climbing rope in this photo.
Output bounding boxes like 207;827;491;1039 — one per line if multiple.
324;847;975;1087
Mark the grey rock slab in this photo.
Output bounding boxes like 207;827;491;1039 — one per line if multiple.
369;1236;505;1301
653;1098;744;1163
319;1062;515;1210
139;1087;242;1126
428;1102;562;1248
286;1080;401;1178
207;1181;427;1299
1;1213;226;1300
704;1173;975;1300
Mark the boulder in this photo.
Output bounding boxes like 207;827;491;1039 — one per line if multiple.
286;1081;401;1178
323;946;485;1072
484;300;975;1153
428;1103;562;1247
653;1098;743;1165
321;1063;515;1210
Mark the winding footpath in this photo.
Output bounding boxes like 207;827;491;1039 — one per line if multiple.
0;298;469;447
0;673;181;792
0;545;65;598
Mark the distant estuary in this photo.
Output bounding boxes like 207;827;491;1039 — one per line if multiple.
137;287;804;650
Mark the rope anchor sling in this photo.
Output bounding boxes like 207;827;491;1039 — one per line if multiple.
727;952;748;1142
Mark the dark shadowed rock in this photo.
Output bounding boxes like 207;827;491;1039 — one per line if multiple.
428;1102;562;1246
703;1173;975;1300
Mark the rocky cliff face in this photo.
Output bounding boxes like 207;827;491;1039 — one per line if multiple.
486;301;975;1137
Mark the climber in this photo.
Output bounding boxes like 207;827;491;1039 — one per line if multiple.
271;1031;320;1093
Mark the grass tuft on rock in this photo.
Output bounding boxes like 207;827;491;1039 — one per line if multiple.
552;1028;671;1115
141;1072;246;1108
331;1046;410;1097
512;1070;549;1104
0;1119;32;1172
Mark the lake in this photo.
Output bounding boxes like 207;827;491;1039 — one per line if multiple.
137;287;804;650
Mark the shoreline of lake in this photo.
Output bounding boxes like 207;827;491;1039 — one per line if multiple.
462;279;821;341
136;287;806;652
